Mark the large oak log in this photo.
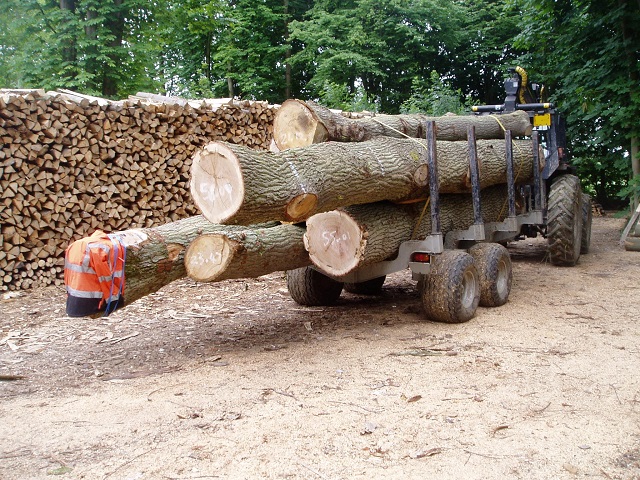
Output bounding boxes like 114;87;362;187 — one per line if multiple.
185;223;309;282
273;99;533;150
303;185;509;277
190;138;539;225
110;216;277;306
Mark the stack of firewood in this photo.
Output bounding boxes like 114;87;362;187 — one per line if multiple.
0;89;275;291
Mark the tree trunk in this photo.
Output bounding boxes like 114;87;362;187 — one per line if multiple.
227;74;234;98
185;223;309;282
303;185;509;277
272;99;533;150
59;0;77;76
114;216;277;306
190;138;539;225
284;0;292;100
102;0;125;97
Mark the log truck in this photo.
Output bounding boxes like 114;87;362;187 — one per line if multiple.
287;67;592;323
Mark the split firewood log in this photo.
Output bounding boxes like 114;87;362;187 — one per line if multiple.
303;185;509;277
185;223;309;282
272;99;533;150
190;138;539;225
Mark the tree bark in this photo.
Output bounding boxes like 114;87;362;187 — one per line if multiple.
272;99;533;150
59;0;77;75
303;185;509;277
190;138;539;225
102;0;125;97
185;223;309;282
113;216;277;306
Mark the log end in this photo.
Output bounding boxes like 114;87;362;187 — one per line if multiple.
304;210;365;277
413;164;430;188
273;99;329;150
190;142;244;224
286;193;318;223
185;233;237;282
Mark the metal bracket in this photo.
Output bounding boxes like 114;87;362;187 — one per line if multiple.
325;234;443;284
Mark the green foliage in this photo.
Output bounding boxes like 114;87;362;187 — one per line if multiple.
0;0;163;97
160;0;310;103
400;71;470;115
317;81;378;112
513;0;640;206
318;81;353;111
290;0;466;113
449;0;523;105
618;174;640;205
0;1;51;88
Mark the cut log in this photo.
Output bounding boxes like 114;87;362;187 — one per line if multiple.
273;100;533;150
190;138;539;225
303;185;509;277
108;216;278;306
185;223;309;282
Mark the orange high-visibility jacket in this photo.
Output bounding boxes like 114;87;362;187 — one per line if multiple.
64;231;126;310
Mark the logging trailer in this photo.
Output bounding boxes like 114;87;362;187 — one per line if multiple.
287;67;592;323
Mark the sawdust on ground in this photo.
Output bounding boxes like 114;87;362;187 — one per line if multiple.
1;215;639;480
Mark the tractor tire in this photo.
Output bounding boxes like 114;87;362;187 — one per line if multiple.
581;193;593;254
344;276;386;295
468;243;512;307
421;250;480;323
547;174;584;266
286;266;343;306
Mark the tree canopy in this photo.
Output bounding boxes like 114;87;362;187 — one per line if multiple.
513;0;640;205
1;0;639;205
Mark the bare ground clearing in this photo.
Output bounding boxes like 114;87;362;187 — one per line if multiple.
1;216;640;480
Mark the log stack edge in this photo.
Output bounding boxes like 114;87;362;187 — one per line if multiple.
0;90;277;291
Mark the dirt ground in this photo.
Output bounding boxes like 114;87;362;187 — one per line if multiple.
1;215;639;480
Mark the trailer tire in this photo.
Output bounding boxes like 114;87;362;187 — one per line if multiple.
547;174;583;266
421;250;480;323
581;193;592;254
287;267;343;306
344;276;386;295
469;243;512;307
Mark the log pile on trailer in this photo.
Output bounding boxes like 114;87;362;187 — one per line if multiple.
0;89;276;291
185;99;546;323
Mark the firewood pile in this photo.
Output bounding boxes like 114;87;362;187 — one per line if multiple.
0;88;276;291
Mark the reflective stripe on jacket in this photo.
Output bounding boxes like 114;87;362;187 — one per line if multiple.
64;231;126;309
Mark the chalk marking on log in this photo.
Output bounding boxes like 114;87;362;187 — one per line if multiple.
321;230;351;250
367;145;386;175
198;179;234;206
112;229;148;247
285;159;308;193
189;250;223;267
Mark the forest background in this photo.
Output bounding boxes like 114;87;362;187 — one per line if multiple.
1;0;638;208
